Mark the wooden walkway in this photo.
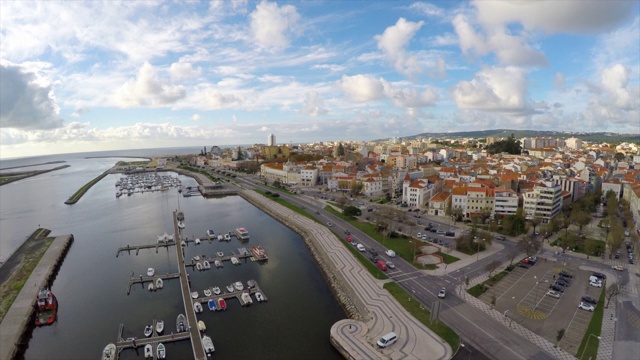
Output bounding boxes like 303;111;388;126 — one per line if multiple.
114;321;190;360
126;272;180;295
192;280;269;307
115;242;175;257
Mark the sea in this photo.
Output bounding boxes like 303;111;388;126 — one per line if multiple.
0;148;345;359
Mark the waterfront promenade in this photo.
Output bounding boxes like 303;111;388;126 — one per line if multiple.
240;189;452;360
0;234;73;360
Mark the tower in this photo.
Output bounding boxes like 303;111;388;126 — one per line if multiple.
268;133;275;146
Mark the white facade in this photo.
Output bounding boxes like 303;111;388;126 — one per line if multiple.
494;189;519;217
565;137;582;150
523;182;562;222
300;167;318;187
268;133;276;146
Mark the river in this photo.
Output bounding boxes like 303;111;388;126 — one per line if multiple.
0;151;345;359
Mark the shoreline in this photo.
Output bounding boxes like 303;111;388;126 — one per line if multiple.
0;165;71;187
0;161;66;172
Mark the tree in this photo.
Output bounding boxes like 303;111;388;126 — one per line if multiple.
518;235;542;256
236;146;243;160
614;152;625;161
508;249;520;266
584;239;598;259
350;182;363;197
336;195;348;209
485;260;502;277
529;217;542;235
607;220;625;257
605;283;620;308
343;206;362;217
556;328;565;345
335;143;345;157
570;210;591;235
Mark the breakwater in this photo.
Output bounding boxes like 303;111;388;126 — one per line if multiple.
0;165;71;187
64;170;109;204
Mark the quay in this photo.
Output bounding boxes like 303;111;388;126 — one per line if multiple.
113;321;190;360
0;234;74;360
126;272;180;295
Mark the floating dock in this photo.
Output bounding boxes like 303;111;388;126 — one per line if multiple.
126;272;180;295
113;321;190;360
193;279;268;307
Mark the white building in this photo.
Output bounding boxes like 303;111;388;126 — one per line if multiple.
523;181;562;222
494;188;519;218
268;133;276;146
565;137;583;150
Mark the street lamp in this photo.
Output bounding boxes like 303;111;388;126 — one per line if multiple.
579;334;601;360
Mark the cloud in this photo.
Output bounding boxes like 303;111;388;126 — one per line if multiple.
169;61;202;81
473;0;636;34
453;66;531;114
554;72;565;90
250;0;300;50
374;18;424;77
428;58;447;78
338;74;386;102
191;113;201;121
427;33;458;47
0;62;64;129
387;87;439;108
114;62;186;107
600;64;632;109
300;91;328;117
408;2;445;17
312;64;346;73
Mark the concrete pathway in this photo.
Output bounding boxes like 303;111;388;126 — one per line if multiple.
242;190;452;360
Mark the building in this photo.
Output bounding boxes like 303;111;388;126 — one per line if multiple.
428;191;451;217
262;145;290;160
268;133;276;146
523;181;562;222
494;187;519;218
565;137;583;150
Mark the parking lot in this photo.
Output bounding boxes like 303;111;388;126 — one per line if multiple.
478;258;604;355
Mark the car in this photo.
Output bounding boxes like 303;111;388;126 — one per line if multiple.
370;255;380;263
549;284;564;292
546;290;561;299
386;261;396;269
438;288;446;298
385;249;396;257
345;235;352;243
592;272;606;280
556;278;570;287
581;295;597;305
630;258;635;264
578;302;595;312
376;332;398;348
436;230;446;235
417;232;423;238
519;262;532;269
495;236;506;241
344;229;351;235
527;256;538;264
612;265;624;271
368;248;378;256
326;222;333;227
315;211;320;215
376;260;388;271
589;280;603;288
559;271;573;278
430;228;438;233
421;234;427;240
445;231;455;237
356;244;366;252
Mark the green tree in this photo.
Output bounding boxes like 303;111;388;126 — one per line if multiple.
343;206;362;217
335;143;345;157
350;182;363;196
518;235;542;256
570;210;591;235
236;146;243;160
614;152;625;161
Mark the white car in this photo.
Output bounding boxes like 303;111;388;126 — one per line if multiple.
326;222;333;227
385;249;396;257
438;288;446;298
578;302;595;312
417;232;423;238
612;265;624;271
589;280;603;288
356;244;366;252
546;290;561;299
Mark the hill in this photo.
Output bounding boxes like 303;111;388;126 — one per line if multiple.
390;129;640;144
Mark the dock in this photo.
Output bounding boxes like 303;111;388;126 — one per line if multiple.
116;242;175;257
193;279;269;307
114;321;190;360
126;272;180;295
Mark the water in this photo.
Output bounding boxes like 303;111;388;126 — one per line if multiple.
0;153;345;359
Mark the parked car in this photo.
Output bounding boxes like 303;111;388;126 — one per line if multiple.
495;236;506;241
581;295;597;305
369;248;378;256
556;278;570;287
612;265;624;271
376;260;388;271
527;256;538;264
546;290;561;299
549;284;564;292
445;231;455;237
436;230;446;235
592;272;606;280
386;261;396;269
421;234;427;240
344;229;351;235
578;302;595;312
438;288;446;298
559;271;573;278
519;262;532;269
589;280;603;288
417;232;423;238
385;249;396;257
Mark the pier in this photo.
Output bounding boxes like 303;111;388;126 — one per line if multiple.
116;242;175;257
126;272;180;295
193;279;268;307
114;321;190;360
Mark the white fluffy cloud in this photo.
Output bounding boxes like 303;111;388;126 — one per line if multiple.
300;91;328;117
0;62;64;129
601;64;631;109
169;62;202;81
388;87;439;108
374;18;424;77
453;66;530;114
473;0;636;34
114;62;186;107
338;75;386;102
250;1;300;50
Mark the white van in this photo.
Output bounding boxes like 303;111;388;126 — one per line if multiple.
356;244;366;252
589;275;600;283
376;332;398;348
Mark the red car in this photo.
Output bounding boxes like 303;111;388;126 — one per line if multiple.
376;260;388;271
345;235;352;243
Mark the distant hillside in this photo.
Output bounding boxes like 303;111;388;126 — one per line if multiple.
386;129;640;144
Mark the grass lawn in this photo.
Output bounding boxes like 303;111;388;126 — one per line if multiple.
466;271;509;298
575;287;605;359
467;283;486;297
254;189;317;223
384;282;459;352
439;252;460;264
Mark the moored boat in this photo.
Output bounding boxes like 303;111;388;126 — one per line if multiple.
235;227;250;240
101;343;116;360
35;288;57;326
191;291;198;299
203;260;211;269
144;344;153;359
251;245;268;261
212;286;221;295
234;281;244;291
196;262;203;271
255;291;265;302
144;325;153;337
226;284;234;292
241;291;253;306
147;267;155;276
203;288;212;297
214;260;223;268
194;255;201;261
247;279;256;288
217;234;224;241
194;301;203;313
195;238;201;245
202;335;215;354
231;257;239;265
148;282;155;291
157;343;166;359
208;299;216;311
217;298;227;311
216;251;224;257
207;229;215;238
177;221;185;229
223;233;231;241
155;278;163;289
156;320;164;334
198;320;207;332
176;314;186;332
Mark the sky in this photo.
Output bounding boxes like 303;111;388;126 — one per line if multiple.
1;0;639;159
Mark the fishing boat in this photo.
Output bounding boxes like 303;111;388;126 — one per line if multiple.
203;288;212;297
208;299;217;311
157;343;166;359
34;288;57;326
226;284;234;292
196;262;203;271
101;343;116;360
176;314;186;332
216;251;224;257
203;260;211;269
231;257;239;265
214;260;223;268
156;320;164;334
235;227;250;240
202;335;215;354
241;291;253;306
148;282;155;291
251;245;268;261
198;320;207;332
155;278;163;289
191;291;198;299
195;238;201;245
255;291;265;302
212;286;221;295
207;229;215;238
234;281;244;291
147;267;155;276
144;344;153;359
217;298;227;311
144;325;153;337
194;301;203;313
223;233;231;241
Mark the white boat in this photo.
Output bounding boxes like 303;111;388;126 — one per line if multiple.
177;314;186;332
235;227;250;240
144;325;153;337
156;320;164;334
155;278;163;289
101;343;116;360
194;255;201;261
241;291;253;306
212;286;221;295
216;251;224;257
194;301;203;313
191;291;198;299
234;281;244;291
196;262;203;271
157;343;166;359
224;233;231;241
255;291;265;302
207;229;215;238
202;335;215;354
247;280;256;288
203;260;211;269
203;288;212;297
148;282;155;291
177;221;185;229
231;257;239;265
181;240;187;247
147;268;155;276
214;260;223;268
217;234;224;241
195;238;201;245
226;284;234;292
198;320;207;332
144;344;153;359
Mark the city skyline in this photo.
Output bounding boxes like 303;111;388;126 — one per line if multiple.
1;0;639;159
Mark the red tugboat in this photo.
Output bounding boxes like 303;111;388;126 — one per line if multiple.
35;288;57;326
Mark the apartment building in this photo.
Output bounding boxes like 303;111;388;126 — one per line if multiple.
428;191;451;217
494;187;519;218
523;181;562;222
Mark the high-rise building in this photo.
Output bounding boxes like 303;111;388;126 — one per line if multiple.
268;133;276;146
